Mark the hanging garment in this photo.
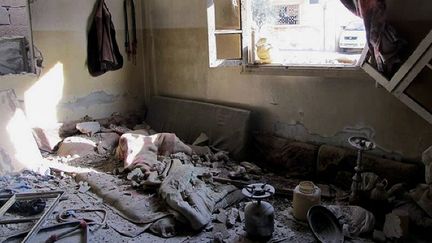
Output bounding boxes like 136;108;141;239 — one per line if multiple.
88;0;123;77
340;0;405;77
124;0;137;64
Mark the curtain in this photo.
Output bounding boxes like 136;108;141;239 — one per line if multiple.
340;0;405;77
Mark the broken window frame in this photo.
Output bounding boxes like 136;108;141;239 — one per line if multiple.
207;0;251;67
362;30;432;124
206;0;368;70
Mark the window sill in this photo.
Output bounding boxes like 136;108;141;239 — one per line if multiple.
242;64;369;79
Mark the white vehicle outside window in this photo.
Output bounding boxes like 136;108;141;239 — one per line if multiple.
207;0;367;68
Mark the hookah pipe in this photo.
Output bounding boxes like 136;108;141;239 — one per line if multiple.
348;136;376;204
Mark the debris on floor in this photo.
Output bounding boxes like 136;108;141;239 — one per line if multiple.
1;113;431;242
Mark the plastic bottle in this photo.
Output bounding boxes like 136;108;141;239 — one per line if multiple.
292;181;321;221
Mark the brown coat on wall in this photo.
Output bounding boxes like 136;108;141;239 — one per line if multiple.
87;0;123;77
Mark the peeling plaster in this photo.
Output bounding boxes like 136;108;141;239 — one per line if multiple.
273;121;403;161
61;91;120;110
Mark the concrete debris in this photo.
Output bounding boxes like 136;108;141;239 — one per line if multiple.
170;152;191;164
96;112;143;129
97;143;107;154
133;122;151;131
109;124;132;135
394;202;432;228
78;181;91;193
76;121;101;136
57;136;97;157
383;210;409;239
240;161;262;174
212;223;229;242
59;121;79;137
94;132;120;151
32;125;63;152
215;209;227;224
201;172;214;183
190;145;212;156
226;208;239;228
212;162;225;169
212;151;229;162
127;168;145;181
228;166;249;181
238;210;245;222
149;217;177;238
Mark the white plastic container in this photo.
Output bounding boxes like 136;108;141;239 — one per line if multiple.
292;181;321;221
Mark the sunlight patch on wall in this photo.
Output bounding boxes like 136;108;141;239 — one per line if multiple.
24;62;64;127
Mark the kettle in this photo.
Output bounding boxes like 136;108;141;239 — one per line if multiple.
370;179;388;201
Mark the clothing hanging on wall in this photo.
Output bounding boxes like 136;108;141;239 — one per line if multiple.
88;0;123;77
124;0;137;64
340;0;405;78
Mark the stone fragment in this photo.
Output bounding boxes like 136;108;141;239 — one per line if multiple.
240;161;262;174
238;210;245;222
78;181;90;193
190;145;212;156
133;122;151;131
109;124;131;135
95;132;120;151
228;166;249;180
96;143;106;155
59;121;79;137
149;217;177;238
212;223;229;242
226;208;238;228
215;209;227;224
76;121;101;136
127;168;145;181
212;151;229;162
383;211;409;239
32;125;62;152
57;136;96;157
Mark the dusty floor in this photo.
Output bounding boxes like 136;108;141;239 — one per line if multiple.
0;164;376;243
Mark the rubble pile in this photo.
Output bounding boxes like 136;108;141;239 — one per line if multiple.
1;113;431;242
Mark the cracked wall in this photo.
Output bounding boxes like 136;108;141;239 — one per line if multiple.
142;0;432;161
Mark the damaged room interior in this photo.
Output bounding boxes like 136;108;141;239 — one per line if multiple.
1;0;432;242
